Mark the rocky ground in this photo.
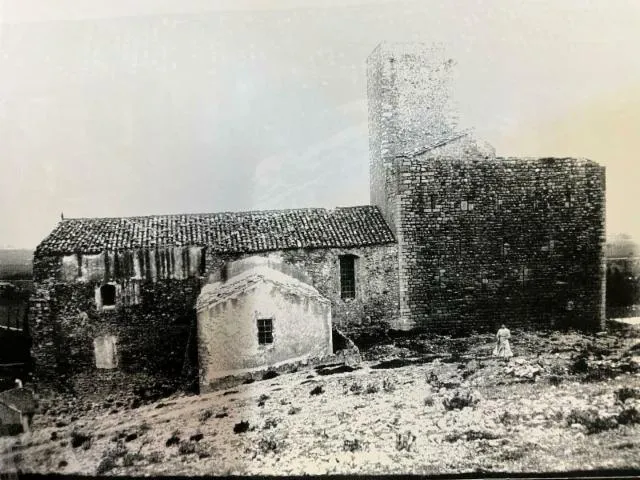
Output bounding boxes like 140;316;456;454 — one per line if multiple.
2;321;640;476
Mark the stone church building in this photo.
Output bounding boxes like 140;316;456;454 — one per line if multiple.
29;43;606;397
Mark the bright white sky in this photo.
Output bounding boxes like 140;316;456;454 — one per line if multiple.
0;0;639;248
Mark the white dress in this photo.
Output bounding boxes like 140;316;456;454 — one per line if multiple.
493;328;513;358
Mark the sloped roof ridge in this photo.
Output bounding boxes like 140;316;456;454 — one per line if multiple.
196;265;328;311
60;204;375;221
37;204;396;255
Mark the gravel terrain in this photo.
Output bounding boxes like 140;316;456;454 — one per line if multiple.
2;321;640;476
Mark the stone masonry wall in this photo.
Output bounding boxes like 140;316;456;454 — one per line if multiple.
30;252;202;399
367;42;460;234
395;154;606;333
198;278;332;391
368;42;606;333
30;243;398;397
204;244;400;337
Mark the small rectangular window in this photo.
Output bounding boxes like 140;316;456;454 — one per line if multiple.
566;191;573;207
100;284;116;306
430;194;437;210
94;335;118;369
257;318;273;345
339;255;356;299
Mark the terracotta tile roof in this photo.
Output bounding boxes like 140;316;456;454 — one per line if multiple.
36;206;395;255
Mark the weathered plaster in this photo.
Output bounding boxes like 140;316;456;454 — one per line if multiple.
197;262;332;391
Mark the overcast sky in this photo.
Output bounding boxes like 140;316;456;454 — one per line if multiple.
0;0;639;248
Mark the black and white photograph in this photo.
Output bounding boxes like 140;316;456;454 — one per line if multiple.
0;0;639;478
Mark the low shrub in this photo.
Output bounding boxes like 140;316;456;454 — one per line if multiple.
258;435;281;454
108;440;128;458
349;381;363;395
365;383;379;394
382;378;396;393
566;409;617;434
123;452;142;467
498;447;526;461
615;387;640;404
548;375;563;386
569;354;589;375
310;385;324;396
70;430;92;449
445;430;500;442
617;407;640;426
547;364;566;376
288;406;301;415
423;395;434;407
198;409;213;423
337;411;350;422
178;441;196;455
234;421;250;434
426;372;440;387
138;422;151;433
215;408;229;419
443;390;478;411
395;430;416;451
96;456;116;475
343;438;363;452
147;451;163;464
263;418;279;430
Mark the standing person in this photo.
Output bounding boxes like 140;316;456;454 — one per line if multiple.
493;324;513;359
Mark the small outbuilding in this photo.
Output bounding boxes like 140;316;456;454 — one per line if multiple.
196;256;332;392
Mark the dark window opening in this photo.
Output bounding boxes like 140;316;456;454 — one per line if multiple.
100;284;116;307
430;194;437;210
257;318;273;345
566;191;573;206
199;247;207;275
339;255;357;299
221;263;229;282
